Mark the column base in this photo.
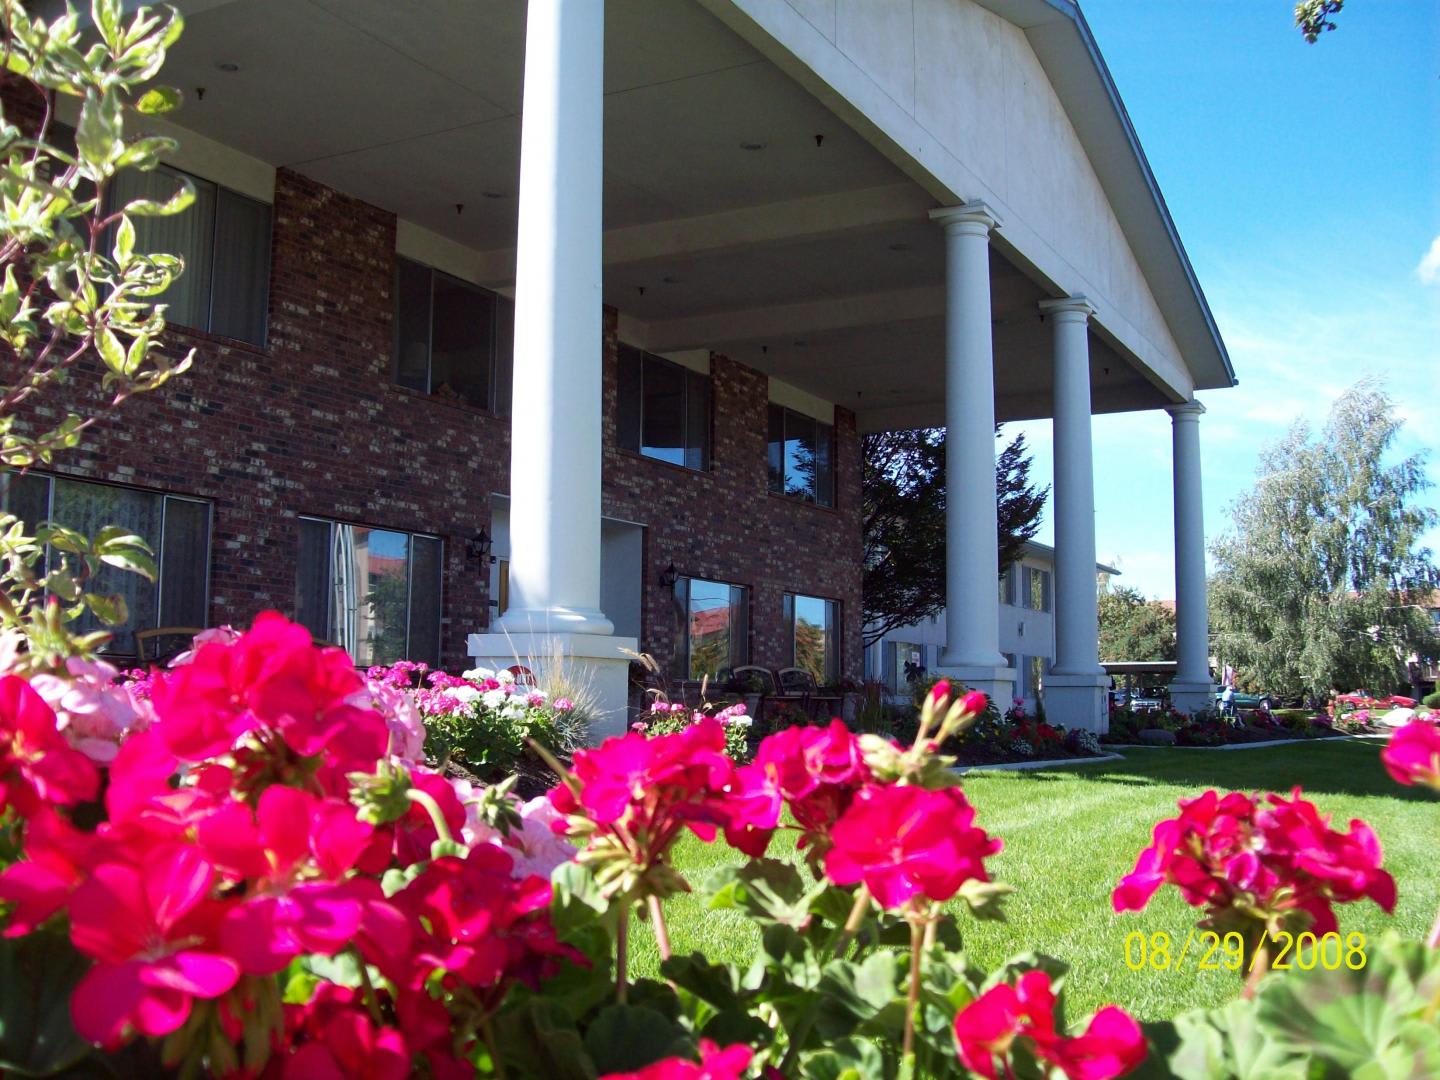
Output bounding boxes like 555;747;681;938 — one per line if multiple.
1043;671;1110;733
494;606;615;637
932;663;1017;710
1169;679;1216;716
467;631;638;743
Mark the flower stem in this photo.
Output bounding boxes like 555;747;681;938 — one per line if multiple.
903;917;925;1059
832;885;872;958
405;788;454;845
354;954;385;1027
481;1015;508;1080
616;903;630;1004
647;893;672;961
1242;941;1270;999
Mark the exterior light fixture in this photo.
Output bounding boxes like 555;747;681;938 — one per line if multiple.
658;562;679;590
466;528;495;568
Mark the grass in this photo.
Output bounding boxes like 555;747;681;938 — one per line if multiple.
628;739;1440;1024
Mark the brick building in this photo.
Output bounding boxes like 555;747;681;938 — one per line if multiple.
6;0;1235;734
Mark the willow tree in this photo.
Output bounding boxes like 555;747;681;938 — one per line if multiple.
1209;382;1437;698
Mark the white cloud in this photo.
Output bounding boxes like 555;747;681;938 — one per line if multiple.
1418;234;1440;286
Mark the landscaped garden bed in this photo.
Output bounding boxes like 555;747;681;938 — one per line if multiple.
1102;705;1383;748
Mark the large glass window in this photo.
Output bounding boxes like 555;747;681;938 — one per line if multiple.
1026;567;1051;612
2;472;210;652
617;346;711;470
767;405;835;506
785;592;839;684
296;517;442;666
109;164;271;345
672;576;747;679
393;257;514;414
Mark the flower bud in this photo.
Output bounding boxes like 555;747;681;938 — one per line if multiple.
348;759;414;824
927;679;953;712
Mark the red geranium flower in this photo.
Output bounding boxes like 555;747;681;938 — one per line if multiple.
67;846;239;1047
824;784;1000;909
954;970;1145;1080
1113;788;1395;937
600;1039;754;1080
1381;719;1440;790
0;674;98;816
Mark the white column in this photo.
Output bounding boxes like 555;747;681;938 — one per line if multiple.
1168;401;1214;713
929;204;1015;704
1039;296;1107;732
470;0;635;739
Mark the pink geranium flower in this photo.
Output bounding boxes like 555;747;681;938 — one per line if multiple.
275;984;412;1080
0;674;98;816
1113;788;1395;937
67;846;239;1047
824;784;1001;909
600;1039;754;1080
1381;719;1440;790
954;970;1145;1080
29;657;143;763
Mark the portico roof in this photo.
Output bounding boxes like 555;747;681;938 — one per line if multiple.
77;0;1231;430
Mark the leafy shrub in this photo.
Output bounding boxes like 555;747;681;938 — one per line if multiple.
1065;727;1103;755
1424;689;1440;710
633;699;752;761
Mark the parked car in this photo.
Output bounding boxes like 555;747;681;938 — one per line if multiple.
1130;687;1167;712
1217;689;1273;711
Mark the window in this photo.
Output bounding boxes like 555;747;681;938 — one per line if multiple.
767;405;834;506
296;518;442;666
2;472;210;652
1026;567;1051;612
109;164;271;345
1028;655;1047;697
883;640;924;692
394;257;514;414
785;593;839;684
999;564;1017;605
672;576;747;679
617;346;710;470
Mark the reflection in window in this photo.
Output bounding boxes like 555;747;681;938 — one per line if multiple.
2;472;210;652
296;517;442;666
672;576;747;679
617;346;711;470
767;405;834;506
785;592;839;684
393;257;514;414
1026;567;1051;612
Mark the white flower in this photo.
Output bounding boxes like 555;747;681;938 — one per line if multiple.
482;688;508;710
461;667;495;682
449;685;482;704
496;669;516;685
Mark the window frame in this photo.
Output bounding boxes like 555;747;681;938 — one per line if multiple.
784;591;841;685
767;404;836;507
392;256;514;416
296;515;445;667
108;161;273;347
617;345;712;472
1026;566;1052;613
3;471;213;653
672;574;749;679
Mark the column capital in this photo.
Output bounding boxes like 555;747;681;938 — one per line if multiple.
1039;295;1094;322
930;201;1002;235
1166;399;1206;422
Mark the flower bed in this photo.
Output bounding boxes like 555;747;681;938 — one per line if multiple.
0;620;1436;1078
1103;705;1376;747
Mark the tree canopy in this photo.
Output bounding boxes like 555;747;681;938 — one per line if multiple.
1098;586;1176;663
1295;1;1345;43
1209;382;1437;698
862;428;1046;646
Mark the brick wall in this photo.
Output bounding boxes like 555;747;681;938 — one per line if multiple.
2;80;863;677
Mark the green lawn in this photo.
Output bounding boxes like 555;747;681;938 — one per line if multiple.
628;739;1440;1024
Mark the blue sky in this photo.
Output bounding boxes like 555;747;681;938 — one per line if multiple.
1009;0;1440;599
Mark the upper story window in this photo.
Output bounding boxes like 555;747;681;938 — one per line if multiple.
2;471;210;653
768;405;834;507
1025;567;1052;613
393;258;514;415
672;576;747;679
785;592;839;684
295;517;443;667
617;346;711;470
999;564;1017;605
110;164;272;346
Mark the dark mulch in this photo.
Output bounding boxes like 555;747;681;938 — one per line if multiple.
946;743;1102;767
442;754;562;801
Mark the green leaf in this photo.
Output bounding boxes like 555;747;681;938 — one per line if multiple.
491;999;595;1080
0;930;94;1076
582;1004;691;1076
113;215;134;268
800;1037;891;1080
96;326;125;373
550;861;610;935
82;591;127;626
662;952;745;1013
121;173;195;218
812;952;902;1041
134;86;182;115
91;0;123;47
74;89;124;174
706;858;821;928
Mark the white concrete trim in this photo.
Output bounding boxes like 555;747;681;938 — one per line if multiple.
657;349;711;376
1105;736;1356;752
955;752;1124;773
